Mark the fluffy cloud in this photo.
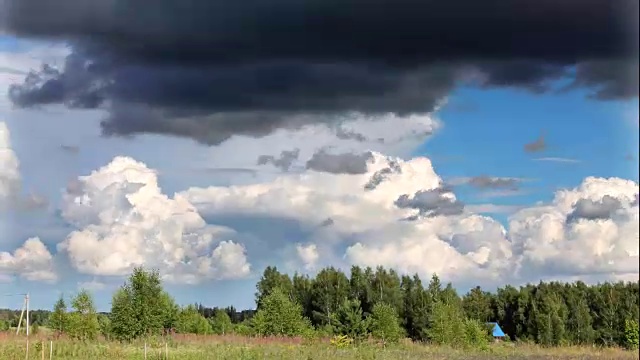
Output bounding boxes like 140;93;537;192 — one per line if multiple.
181;153;639;285
0;121;20;201
508;177;639;280
57;156;251;283
182;152;514;283
0;237;57;282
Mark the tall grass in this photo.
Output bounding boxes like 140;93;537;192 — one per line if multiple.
0;332;636;360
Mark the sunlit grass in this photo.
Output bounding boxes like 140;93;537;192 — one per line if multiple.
0;332;636;360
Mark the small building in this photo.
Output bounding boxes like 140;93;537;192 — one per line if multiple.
486;322;506;342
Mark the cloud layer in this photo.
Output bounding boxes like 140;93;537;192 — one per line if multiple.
0;118;638;287
181;151;639;285
2;0;638;143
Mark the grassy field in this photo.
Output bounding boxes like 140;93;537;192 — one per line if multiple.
0;333;637;360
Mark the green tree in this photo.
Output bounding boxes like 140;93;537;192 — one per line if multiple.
252;287;312;336
310;267;350;327
401;274;432;341
331;298;369;340
427;300;466;347
109;267;175;341
209;309;233;335
48;294;68;333
369;302;404;344
67;289;100;341
255;266;293;309
175;305;212;334
463;286;494;323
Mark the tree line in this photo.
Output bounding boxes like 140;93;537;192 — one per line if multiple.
1;265;638;350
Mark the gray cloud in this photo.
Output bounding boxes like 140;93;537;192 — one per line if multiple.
524;134;546;153
467;176;520;190
305;150;373;175
319;218;334;227
3;0;638;143
364;160;402;190
567;195;625;222
60;144;80;154
395;187;465;218
334;126;369;142
257;149;300;172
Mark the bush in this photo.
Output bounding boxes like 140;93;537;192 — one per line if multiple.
0;320;10;332
369;303;404;344
251;287;312;337
175;305;212;335
209;309;233;335
463;319;491;350
624;319;639;350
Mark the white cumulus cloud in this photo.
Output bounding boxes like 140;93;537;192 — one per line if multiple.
181;152;639;286
57;156;251;283
0;121;20;201
0;237;57;282
508;176;639;281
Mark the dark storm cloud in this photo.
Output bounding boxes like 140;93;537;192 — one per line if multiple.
3;0;638;143
305;150;374;175
567;195;625;222
257;149;300;172
395;187;465;218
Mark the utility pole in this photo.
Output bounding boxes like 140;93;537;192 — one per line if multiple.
14;293;29;336
26;293;30;336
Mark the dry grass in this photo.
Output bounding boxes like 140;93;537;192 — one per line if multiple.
0;332;636;360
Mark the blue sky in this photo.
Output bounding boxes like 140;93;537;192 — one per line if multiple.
424;86;639;222
1;36;639;311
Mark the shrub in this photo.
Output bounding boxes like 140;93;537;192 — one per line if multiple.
623;319;639;350
369;302;404;344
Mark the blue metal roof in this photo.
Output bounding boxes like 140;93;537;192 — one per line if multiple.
486;322;506;337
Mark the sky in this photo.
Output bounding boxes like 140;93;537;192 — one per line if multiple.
0;1;639;311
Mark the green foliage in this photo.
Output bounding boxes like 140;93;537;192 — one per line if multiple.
209;309;233;335
331;298;369;340
67;289;100;341
255;266;293;310
175;305;212;335
233;320;255;336
369;302;404;344
330;334;354;348
252;287;312;336
0;319;9;331
48;294;68;333
98;314;112;338
109;267;177;341
463;319;491;349
25;265;640;351
427;300;466;347
623;319;639;350
463;287;493;323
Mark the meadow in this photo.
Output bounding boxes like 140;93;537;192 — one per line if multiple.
0;332;637;360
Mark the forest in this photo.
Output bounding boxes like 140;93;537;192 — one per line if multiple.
1;265;639;350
